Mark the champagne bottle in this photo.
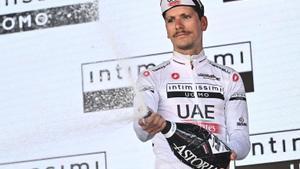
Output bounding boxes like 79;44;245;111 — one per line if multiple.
161;120;231;169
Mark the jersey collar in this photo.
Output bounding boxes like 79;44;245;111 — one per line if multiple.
172;50;207;66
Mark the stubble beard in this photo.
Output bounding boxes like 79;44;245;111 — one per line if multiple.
177;42;194;51
173;35;203;54
175;39;196;51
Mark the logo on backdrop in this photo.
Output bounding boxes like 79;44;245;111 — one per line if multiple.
1;0;46;7
0;1;99;35
223;0;242;2
81;41;254;113
0;151;107;169
235;129;300;169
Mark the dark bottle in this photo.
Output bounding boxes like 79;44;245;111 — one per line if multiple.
161;120;231;169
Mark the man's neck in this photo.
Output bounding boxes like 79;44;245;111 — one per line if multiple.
174;47;203;56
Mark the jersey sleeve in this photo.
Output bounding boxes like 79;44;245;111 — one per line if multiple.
133;71;160;142
224;71;250;160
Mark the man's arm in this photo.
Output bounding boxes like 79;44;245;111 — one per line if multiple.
133;71;162;142
225;72;251;160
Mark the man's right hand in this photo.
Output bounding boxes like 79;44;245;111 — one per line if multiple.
138;112;166;135
230;151;237;160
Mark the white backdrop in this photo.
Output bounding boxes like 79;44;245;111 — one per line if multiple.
0;0;299;169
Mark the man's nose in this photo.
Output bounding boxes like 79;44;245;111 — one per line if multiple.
175;19;184;30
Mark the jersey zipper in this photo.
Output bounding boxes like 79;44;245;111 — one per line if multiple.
190;60;194;70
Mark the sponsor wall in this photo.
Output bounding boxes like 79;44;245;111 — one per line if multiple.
0;0;299;169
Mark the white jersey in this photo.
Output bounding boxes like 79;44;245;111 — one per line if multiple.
133;50;250;169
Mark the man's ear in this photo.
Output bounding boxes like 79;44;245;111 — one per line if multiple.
200;16;208;31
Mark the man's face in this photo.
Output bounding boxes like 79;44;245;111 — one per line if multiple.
164;6;207;53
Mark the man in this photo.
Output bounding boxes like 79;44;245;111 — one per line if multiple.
133;0;250;168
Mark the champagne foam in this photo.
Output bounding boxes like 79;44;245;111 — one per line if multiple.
106;29;148;121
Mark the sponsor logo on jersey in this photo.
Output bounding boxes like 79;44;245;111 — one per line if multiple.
177;104;214;119
171;73;180;80
177;103;221;134
183;120;221;134
229;92;246;101
167;83;224;99
232;73;240;82
138;85;154;93
143;71;150;77
237;117;247;126
197;73;220;81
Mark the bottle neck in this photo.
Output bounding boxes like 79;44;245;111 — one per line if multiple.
161;121;176;138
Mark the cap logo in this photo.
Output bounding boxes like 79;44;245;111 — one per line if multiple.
161;0;203;15
167;0;181;7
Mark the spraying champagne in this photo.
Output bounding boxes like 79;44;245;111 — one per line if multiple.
160;120;231;169
141;109;231;169
134;73;232;169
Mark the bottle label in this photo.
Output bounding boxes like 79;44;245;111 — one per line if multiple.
165;122;231;168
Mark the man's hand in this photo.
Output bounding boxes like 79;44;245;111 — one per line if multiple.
230;151;237;160
138;112;166;135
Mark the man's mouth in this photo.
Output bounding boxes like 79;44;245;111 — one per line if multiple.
174;31;190;38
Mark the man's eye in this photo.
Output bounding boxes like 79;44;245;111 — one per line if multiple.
183;15;191;19
166;18;174;23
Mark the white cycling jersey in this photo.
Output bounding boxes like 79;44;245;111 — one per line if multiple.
133;50;250;169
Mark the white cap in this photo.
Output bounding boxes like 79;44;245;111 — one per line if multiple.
160;0;204;14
